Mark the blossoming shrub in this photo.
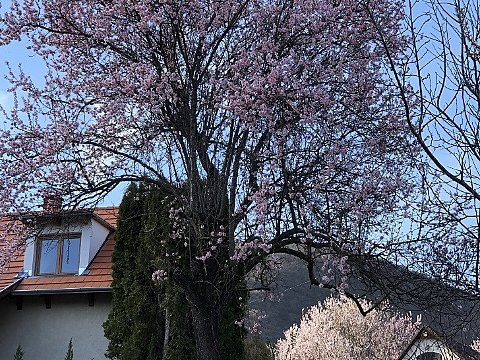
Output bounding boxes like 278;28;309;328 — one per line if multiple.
275;296;421;360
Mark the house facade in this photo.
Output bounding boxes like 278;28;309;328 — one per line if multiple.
0;207;117;360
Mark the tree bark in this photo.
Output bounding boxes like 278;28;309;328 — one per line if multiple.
163;307;170;359
189;301;220;360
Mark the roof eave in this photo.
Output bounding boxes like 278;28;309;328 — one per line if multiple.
11;287;112;296
0;278;24;300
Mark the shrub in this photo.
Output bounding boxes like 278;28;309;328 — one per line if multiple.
65;338;73;360
275;295;421;360
13;345;23;360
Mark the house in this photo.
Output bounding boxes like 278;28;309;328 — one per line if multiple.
399;327;480;360
0;205;479;359
0;206;118;360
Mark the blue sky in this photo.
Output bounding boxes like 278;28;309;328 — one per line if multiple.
0;41;35;113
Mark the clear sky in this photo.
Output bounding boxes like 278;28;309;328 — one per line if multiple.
0;41;36;115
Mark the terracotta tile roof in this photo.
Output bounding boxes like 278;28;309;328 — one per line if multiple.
93;206;119;228
0;217;26;292
0;207;119;296
0;251;24;291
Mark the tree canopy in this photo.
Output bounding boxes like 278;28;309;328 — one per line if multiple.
378;0;480;292
0;0;412;282
1;0;474;358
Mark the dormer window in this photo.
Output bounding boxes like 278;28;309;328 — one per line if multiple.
22;211;113;277
35;235;81;275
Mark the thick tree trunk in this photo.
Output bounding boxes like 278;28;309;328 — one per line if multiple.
163;307;170;359
190;303;220;360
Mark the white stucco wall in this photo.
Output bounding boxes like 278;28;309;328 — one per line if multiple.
88;219;111;269
0;293;112;360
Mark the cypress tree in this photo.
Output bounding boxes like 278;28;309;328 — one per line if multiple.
103;183;164;360
142;186;196;360
105;183;247;359
13;345;23;360
64;339;73;360
219;288;247;360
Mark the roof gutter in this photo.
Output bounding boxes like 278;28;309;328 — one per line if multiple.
11;287;112;296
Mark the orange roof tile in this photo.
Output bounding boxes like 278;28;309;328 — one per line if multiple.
0;216;26;291
94;207;119;228
0;208;119;296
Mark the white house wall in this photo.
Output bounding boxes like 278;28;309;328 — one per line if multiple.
88;219;111;268
23;236;35;276
0;293;111;360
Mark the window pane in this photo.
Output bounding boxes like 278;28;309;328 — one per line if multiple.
417;353;443;360
61;237;80;273
39;239;59;274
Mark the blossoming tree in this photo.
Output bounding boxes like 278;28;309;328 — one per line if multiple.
0;0;421;358
275;296;422;360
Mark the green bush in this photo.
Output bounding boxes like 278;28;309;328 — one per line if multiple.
103;183;166;360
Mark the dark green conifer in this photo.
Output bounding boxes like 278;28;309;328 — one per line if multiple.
142;186;196;360
103;183;164;360
105;182;246;359
64;338;73;360
13;345;23;360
